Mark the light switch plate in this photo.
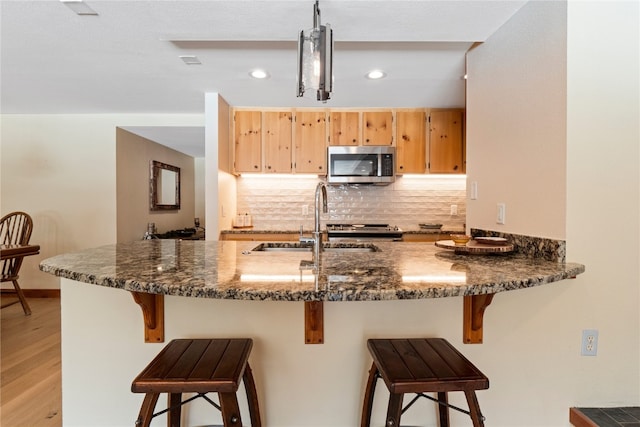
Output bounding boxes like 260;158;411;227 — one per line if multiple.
497;203;506;224
471;181;478;200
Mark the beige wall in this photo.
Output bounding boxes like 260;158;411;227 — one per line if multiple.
0;113;202;289
116;129;196;243
565;0;639;408
466;0;640;421
466;1;567;239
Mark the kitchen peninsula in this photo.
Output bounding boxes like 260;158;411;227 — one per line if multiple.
39;236;586;426
40;238;584;344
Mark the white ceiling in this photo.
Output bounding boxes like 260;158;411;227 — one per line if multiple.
1;0;527;156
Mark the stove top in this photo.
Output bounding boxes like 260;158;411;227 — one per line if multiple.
326;224;403;241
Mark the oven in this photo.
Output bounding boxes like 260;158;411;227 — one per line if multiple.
326;223;403;242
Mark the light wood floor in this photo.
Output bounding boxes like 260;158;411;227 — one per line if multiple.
1;297;62;427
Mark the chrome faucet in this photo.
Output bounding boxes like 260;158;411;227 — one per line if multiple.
312;182;328;262
299;225;315;244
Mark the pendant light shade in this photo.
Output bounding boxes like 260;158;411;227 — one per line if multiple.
297;1;333;102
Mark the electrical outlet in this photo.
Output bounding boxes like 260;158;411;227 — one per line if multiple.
450;205;458;216
302;205;309;216
581;329;598;356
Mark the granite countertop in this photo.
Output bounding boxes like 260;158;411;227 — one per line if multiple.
39;240;585;302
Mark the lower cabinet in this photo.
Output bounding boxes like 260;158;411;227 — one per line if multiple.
402;234;442;243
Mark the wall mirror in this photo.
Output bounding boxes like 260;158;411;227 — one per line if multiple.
150;160;180;211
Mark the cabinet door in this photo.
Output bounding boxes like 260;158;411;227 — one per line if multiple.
294;111;327;173
396;111;426;174
363;111;394;145
429;110;464;173
329;111;359;146
263;111;292;173
234;110;262;173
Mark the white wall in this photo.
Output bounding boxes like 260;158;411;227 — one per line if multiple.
565;0;639;407
0;114;202;289
205;93;236;240
466;0;640;424
466;1;567;239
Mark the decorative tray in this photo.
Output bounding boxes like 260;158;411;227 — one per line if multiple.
474;236;509;245
435;239;514;254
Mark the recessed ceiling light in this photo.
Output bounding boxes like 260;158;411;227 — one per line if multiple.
60;0;98;15
249;69;269;79
180;56;202;65
366;70;386;80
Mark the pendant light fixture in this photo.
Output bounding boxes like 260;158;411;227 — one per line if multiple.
297;0;333;102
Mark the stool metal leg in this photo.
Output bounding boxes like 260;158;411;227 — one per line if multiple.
136;393;159;427
360;362;379;427
219;392;243;426
464;390;485;427
385;393;403;427
168;393;182;427
243;363;262;427
437;392;450;427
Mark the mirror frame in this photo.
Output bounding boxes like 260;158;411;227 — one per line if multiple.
150;160;181;211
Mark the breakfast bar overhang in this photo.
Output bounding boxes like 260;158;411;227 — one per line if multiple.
39;239;585;345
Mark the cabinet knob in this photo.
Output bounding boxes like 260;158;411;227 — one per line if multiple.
399;165;404;170
254;165;259;169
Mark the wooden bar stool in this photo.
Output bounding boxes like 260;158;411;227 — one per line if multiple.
361;338;489;427
132;338;261;427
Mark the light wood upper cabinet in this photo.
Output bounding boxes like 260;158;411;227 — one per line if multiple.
329;111;359;146
233;110;262;173
396;110;426;174
429;110;464;173
363;111;394;146
294;111;327;173
263;111;292;173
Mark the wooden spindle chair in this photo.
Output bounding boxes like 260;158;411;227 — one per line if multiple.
1;211;34;315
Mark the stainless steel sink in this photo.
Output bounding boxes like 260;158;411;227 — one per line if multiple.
251;242;380;253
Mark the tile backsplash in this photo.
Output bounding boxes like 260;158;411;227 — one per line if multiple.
236;175;467;231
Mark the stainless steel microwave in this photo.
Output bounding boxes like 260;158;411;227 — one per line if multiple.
327;146;396;185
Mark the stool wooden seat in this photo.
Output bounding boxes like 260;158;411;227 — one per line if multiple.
361;338;489;427
132;338;261;427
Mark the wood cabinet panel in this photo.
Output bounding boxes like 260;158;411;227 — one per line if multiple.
263;111;292;173
396;110;426;174
402;234;441;243
294;111;327;173
429;110;464;173
329;111;359;146
234;110;262;173
363;111;393;146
